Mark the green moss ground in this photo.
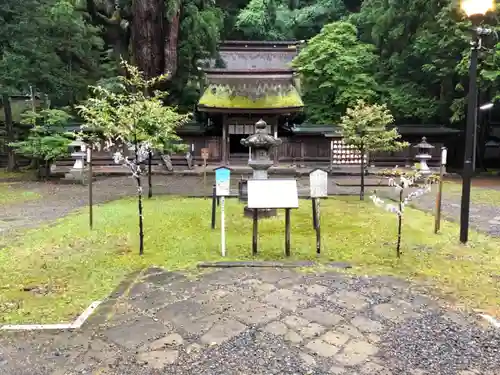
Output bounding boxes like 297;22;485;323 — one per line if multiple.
443;180;500;206
0;196;499;324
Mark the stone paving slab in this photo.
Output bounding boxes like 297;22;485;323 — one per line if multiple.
1;267;500;375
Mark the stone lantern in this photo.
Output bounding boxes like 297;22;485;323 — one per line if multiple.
240;119;282;217
241;119;282;180
64;139;87;182
414;136;434;174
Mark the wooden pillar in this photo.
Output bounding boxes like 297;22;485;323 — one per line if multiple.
222;115;227;165
300;140;305;167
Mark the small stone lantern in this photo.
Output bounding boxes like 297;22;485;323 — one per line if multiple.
240;119;282;180
414;136;434;174
64;139;86;182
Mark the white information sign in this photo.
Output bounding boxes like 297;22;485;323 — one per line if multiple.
215;167;230;196
309;169;328;198
247;179;299;209
441;147;447;165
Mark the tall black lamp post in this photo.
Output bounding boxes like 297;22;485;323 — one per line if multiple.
459;0;495;244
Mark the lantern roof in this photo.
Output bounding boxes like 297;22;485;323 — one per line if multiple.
414;136;435;149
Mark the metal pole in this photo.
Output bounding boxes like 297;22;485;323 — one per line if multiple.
315;199;321;254
473;96;479;172
220;196;226;256
460;38;479;244
211;184;216;229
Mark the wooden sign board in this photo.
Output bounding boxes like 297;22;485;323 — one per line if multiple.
309;169;328;197
201;148;209;160
247;179;299;209
215;167;230;196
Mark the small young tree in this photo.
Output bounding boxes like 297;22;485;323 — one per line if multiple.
370;169;438;258
339;100;408;200
9;108;73;179
77;61;190;255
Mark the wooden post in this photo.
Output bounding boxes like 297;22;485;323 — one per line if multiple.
285;208;291;257
315;199;321;255
148;151;152;198
222;118;227;165
203;161;207;199
397;189;403;258
300;141;305;167
434;147;447;233
252;209;258;255
329;139;333;171
88;147;93;229
312;198;317;229
211;184;216;229
273;121;278;165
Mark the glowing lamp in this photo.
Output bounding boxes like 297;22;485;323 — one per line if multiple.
461;0;495;17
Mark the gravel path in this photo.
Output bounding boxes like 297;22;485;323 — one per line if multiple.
0;267;499;375
377;180;500;237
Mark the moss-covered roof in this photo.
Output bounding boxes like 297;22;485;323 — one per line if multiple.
198;83;303;112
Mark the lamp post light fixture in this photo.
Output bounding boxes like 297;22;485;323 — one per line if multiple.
479;102;494;111
459;0;495;244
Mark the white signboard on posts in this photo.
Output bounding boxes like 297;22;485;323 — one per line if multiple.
247;179;299;209
309;169;328;198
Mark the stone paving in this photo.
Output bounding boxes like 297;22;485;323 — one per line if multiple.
1;267;499;375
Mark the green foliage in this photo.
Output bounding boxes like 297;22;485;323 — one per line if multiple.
0;0;107;103
234;0;347;40
171;0;225;110
9;109;73;161
77;61;190;153
293;21;379;123
351;0;474;123
339;100;408;153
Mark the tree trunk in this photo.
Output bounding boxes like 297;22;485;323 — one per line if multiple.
164;6;179;77
131;0;179;79
131;0;166;78
134;140;145;256
2;94;17;172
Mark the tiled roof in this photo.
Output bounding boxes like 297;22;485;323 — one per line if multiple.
217;50;297;70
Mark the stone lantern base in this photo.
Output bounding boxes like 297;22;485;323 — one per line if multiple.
243;206;278;219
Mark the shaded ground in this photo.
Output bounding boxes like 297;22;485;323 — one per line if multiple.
0;176;500;236
0;176;359;236
1;175;500;237
1;267;499;375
